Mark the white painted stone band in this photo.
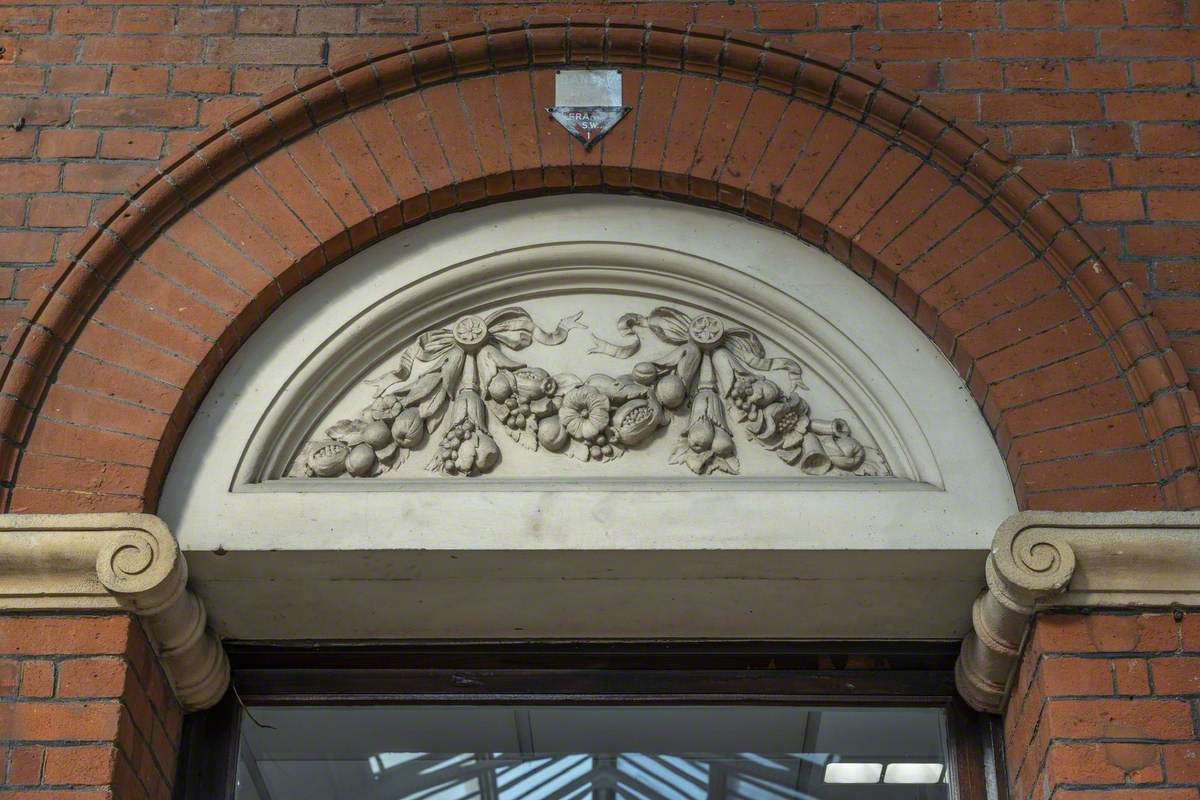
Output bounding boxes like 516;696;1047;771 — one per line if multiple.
3;510;1196;715
0;513;229;711
956;511;1200;714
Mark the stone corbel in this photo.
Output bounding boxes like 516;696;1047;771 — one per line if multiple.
957;511;1200;714
0;513;229;711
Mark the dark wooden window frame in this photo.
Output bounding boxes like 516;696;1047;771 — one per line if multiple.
174;641;1005;800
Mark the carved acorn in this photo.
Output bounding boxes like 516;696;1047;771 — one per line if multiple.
537;415;569;451
362;420;393;450
307;442;349;477
345;443;378;477
612;399;659;446
655;374;687;409
390;407;426;448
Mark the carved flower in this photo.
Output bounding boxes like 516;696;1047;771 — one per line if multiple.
559;386;610;441
611;398;660;446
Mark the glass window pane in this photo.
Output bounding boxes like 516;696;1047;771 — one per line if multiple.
235;706;951;800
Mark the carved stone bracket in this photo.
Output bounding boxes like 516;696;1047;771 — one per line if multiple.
0;513;229;711
957;511;1200;714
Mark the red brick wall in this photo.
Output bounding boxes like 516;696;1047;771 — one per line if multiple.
1;1;1200;393
1004;611;1200;800
2;19;1198;512
0;614;183;800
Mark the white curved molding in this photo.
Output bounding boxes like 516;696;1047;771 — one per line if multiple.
0;513;229;711
161;196;1015;642
240;244;930;486
956;511;1200;714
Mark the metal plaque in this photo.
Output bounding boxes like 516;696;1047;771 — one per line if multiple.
547;70;630;149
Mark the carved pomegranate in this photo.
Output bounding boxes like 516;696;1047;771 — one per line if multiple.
307;442;349;477
514;367;556;400
612;399;659;446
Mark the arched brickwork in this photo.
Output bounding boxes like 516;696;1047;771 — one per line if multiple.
1;18;1197;514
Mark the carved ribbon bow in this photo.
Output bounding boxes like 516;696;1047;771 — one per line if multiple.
589;307;807;390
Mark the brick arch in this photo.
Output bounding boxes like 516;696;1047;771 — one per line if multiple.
2;18;1198;513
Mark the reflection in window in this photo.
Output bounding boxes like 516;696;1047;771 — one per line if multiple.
235;706;950;800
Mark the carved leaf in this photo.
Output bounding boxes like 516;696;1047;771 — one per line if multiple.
441;349;466;398
326;418;368;445
364;369;405;398
508;426;539;451
685;450;714;474
386;447;412;470
711;456;740;475
857;447;889;477
419;388;448;420
586;373;646;403
676;344;702;387
565;438;593;463
404;371;444;405
424;402;448;435
555;373;583;393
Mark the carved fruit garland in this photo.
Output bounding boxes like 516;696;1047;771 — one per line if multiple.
295;306;889;478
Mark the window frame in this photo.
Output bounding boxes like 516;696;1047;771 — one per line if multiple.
173;641;1005;800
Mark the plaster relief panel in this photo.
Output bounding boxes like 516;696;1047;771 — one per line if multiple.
166;196;1020;573
287;298;891;482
